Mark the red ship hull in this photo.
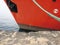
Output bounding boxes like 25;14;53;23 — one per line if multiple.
5;0;60;30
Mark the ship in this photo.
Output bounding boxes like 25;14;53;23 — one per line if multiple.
3;0;60;30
